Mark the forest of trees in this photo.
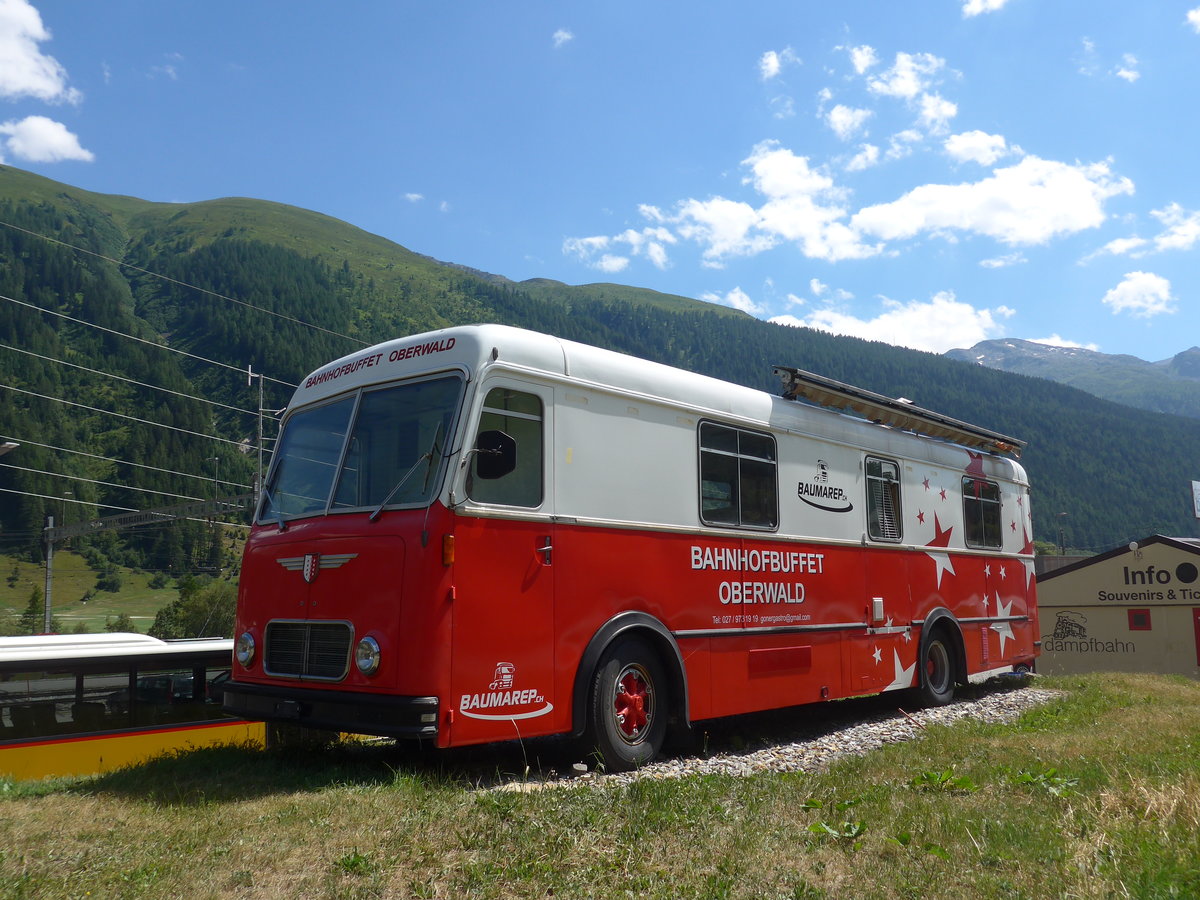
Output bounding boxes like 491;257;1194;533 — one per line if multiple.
0;164;1197;588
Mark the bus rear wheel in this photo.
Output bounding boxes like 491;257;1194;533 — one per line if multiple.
587;638;667;772
918;630;955;707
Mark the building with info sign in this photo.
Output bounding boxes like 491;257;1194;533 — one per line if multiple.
1036;535;1200;677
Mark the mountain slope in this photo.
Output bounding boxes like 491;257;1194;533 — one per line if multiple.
947;339;1200;420
0;165;1197;566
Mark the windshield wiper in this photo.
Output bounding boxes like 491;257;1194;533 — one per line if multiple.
369;424;445;523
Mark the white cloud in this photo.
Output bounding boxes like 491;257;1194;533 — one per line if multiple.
809;278;828;297
404;192;424;203
769;96;796;119
1114;54;1140;82
673;195;773;265
979;252;1026;268
1101;271;1176;318
944;130;1009;166
0;0;80;103
962;0;1010;16
702;286;764;315
563;225;676;272
886;129;924;160
867;52;944;100
595;254;628;273
770;290;1013;353
846;143;880;172
0;115;92;162
1030;335;1101;351
1149;203;1200;252
827;104;872;141
1086;203;1200;259
1090;236;1149;259
1188;8;1200;33
917;93;957;133
552;28;574;48
848;45;877;74
759;47;798;81
851;155;1134;246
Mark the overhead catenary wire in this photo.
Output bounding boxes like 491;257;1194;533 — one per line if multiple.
0;219;368;350
0;461;213;503
0;382;250;448
0;342;260;418
0;292;297;389
0;434;258;488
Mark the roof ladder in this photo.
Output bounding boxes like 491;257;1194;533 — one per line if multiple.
773;365;1025;458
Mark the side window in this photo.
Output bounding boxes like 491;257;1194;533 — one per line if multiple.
468;387;543;507
962;477;1002;549
699;422;778;529
866;457;902;542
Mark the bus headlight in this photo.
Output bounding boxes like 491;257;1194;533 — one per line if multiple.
235;632;256;667
355;636;381;676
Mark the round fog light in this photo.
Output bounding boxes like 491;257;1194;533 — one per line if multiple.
355;636;381;676
235;632;256;667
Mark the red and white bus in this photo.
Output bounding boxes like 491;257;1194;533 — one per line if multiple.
223;325;1039;770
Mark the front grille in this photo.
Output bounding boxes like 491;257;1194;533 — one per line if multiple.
265;621;352;680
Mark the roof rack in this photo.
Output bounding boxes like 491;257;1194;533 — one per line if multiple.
773;365;1025;458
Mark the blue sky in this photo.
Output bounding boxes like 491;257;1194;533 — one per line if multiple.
4;0;1200;361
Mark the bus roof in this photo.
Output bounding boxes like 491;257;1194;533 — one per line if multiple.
0;633;232;673
288;324;1026;466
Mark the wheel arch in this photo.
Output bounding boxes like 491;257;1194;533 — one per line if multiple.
920;607;967;686
570;611;690;738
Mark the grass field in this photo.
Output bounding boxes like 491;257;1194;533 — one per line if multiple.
0;550;219;634
2;672;1198;899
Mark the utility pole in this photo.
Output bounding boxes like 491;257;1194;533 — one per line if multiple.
43;515;54;633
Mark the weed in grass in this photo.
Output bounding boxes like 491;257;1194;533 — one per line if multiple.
333;849;374;877
1011;766;1079;797
907;767;980;793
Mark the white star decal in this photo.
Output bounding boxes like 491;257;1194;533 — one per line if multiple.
872;645;882;665
1022;558;1036;590
926;549;955;588
991;597;1015;657
885;649;917;690
998;565;1007;580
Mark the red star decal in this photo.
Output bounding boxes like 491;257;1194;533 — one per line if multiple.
927;513;953;548
939;488;947;501
965;450;986;479
1019;526;1036;557
1010;520;1017;531
917;509;926;524
922;477;930;491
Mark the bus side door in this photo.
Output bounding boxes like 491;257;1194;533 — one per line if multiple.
449;380;559;743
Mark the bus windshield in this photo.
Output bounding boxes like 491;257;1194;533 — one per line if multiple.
260;374;463;522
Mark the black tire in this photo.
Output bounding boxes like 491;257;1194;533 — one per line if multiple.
586;637;668;772
917;630;955;707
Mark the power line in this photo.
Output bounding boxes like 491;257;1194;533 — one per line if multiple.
0;292;297;389
1;462;205;503
0;342;259;418
0;434;260;488
0;382;248;448
0;219;368;348
0;486;140;515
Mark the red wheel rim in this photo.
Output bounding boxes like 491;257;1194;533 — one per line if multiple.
613;663;653;744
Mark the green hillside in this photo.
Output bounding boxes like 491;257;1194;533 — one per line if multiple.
0;163;1197;589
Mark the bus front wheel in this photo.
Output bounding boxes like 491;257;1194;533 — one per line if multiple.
586;638;667;772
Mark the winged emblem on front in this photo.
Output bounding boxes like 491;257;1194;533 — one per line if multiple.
276;553;358;584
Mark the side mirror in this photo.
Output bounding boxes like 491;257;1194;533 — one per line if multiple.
474;430;516;480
